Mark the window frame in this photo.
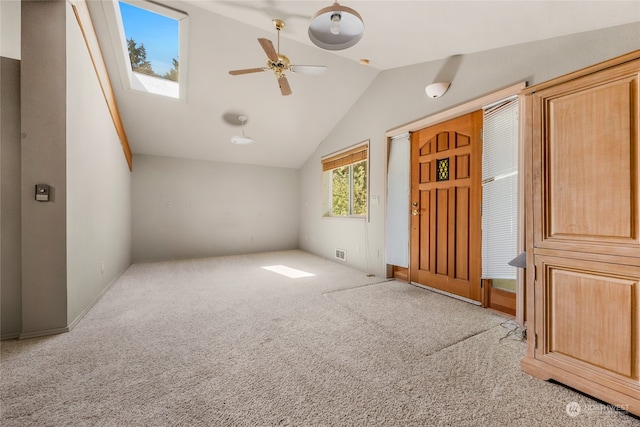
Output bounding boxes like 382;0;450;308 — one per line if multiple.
322;142;369;219
102;0;189;101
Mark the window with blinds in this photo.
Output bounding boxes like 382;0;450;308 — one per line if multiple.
482;97;518;281
385;133;410;267
322;143;368;217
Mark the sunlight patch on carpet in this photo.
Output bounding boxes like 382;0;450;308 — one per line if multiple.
262;265;315;278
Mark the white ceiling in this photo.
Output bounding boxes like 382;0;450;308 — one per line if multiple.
87;1;640;169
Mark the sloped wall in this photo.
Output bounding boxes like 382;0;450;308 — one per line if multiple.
66;2;132;327
299;22;640;278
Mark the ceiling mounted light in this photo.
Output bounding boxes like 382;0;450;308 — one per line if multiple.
230;115;254;145
425;82;451;99
309;2;364;51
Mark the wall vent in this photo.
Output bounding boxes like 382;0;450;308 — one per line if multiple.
335;248;347;261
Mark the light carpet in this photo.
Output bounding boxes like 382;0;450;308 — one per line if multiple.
1;250;637;426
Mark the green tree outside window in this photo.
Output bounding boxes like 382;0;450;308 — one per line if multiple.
330;160;367;216
352;160;367;215
127;38;179;82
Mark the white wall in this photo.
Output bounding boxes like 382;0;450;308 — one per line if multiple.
66;3;132;327
0;0;20;60
132;154;299;262
299;22;640;278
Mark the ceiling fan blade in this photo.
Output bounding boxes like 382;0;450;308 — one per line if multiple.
278;76;292;96
290;65;328;75
258;38;278;62
229;68;267;76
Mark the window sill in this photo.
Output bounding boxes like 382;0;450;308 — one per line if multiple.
322;214;367;220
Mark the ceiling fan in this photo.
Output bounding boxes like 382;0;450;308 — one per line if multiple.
229;19;328;96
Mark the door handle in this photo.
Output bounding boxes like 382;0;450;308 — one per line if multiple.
412;209;421;216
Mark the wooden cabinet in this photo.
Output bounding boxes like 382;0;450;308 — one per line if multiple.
521;51;640;416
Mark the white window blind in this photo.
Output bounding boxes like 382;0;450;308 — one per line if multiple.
482;97;518;279
385;133;410;267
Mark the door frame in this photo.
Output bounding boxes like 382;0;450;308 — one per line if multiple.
385;82;527;323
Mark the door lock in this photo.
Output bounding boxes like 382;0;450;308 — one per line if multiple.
412;209;421;216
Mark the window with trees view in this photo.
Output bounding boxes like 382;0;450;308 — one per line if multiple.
322;144;369;217
114;1;187;99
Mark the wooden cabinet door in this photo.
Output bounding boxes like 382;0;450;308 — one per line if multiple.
533;255;640;396
532;60;640;257
524;57;640;415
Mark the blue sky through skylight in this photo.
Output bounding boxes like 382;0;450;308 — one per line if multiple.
118;1;179;75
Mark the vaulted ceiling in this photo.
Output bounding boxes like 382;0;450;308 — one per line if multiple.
87;1;640;169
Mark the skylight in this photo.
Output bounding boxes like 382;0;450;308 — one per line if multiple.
105;0;188;99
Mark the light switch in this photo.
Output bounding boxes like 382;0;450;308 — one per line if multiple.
35;184;50;202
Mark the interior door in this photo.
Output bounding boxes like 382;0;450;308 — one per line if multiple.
410;111;483;302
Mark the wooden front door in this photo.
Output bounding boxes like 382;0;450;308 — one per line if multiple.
410;111;483;302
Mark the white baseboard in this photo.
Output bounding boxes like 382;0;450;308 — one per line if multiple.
67;263;130;332
19;326;70;340
1;332;21;341
16;264;131;340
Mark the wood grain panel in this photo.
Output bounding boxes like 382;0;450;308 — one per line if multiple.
419;190;430;271
456;154;470;179
436;188;449;275
420;162;431;183
393;266;409;282
456;132;470;148
548;268;635;378
548;78;636;240
484;279;517;316
420;139;432;156
437;133;449;152
455;187;470;280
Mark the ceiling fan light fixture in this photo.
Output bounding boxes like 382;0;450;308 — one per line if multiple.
230;135;254;145
330;13;341;35
229;19;327;96
309;2;364;51
230;115;254;145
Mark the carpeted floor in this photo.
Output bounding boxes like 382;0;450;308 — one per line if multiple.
1;250;637;426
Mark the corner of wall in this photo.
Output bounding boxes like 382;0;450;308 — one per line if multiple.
1;56;23;339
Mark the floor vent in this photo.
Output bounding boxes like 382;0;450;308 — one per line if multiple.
335;248;347;261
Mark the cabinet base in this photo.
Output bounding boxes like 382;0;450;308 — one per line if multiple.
521;356;640;417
